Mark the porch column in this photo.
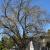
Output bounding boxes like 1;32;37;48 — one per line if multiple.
30;41;34;50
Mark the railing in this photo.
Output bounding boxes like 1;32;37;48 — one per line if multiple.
40;47;50;50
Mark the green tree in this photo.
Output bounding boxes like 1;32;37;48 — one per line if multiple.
2;36;14;49
2;48;9;50
0;41;3;50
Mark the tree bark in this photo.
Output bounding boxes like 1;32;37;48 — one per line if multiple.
19;47;26;50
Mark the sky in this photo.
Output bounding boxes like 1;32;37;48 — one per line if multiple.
32;0;50;31
32;0;50;13
0;28;4;40
0;0;50;40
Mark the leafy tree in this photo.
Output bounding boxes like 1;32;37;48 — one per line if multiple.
46;30;50;48
0;0;50;50
0;41;3;50
48;29;50;36
2;35;14;49
2;48;9;50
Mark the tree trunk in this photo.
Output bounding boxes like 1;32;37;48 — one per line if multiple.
19;47;26;50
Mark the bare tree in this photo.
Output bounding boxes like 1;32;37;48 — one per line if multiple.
0;0;50;50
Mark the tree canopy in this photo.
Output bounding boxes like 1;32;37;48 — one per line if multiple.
0;0;50;50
